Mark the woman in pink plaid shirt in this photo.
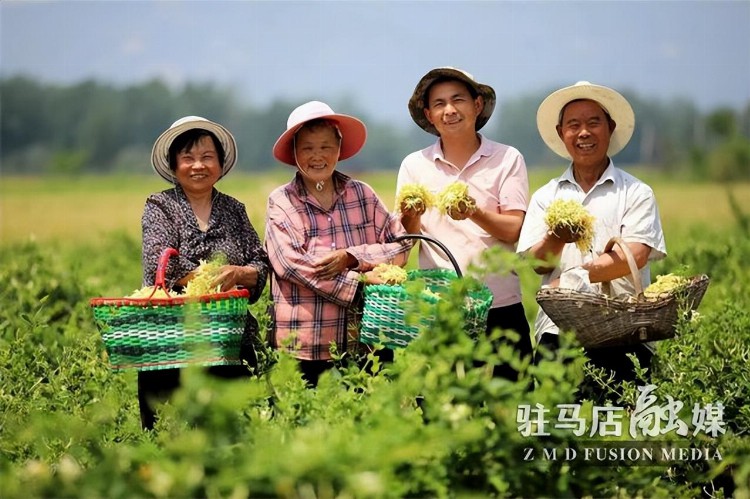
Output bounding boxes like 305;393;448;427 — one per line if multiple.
265;101;413;386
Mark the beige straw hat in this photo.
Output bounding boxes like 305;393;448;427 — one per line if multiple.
537;81;635;159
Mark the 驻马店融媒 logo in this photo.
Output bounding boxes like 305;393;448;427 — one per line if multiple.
516;384;725;465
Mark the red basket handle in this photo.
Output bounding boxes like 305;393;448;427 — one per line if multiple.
146;247;179;299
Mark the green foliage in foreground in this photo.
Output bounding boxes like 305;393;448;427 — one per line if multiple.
1;228;750;498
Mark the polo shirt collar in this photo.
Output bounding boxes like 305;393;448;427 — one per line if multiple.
429;133;491;164
558;159;617;188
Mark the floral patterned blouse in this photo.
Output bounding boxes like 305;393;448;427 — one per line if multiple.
141;185;268;303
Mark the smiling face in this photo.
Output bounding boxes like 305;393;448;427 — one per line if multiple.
173;134;222;195
294;120;341;187
556;99;616;170
423;80;483;138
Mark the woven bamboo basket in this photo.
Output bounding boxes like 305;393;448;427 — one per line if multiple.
90;248;249;371
536;237;710;349
359;234;493;349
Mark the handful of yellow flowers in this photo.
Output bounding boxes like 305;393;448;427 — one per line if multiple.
127;254;229;298
396;183;436;213
437;182;476;216
544;199;595;252
371;263;408;285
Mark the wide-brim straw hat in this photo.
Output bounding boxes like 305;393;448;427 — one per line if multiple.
273;101;367;166
537;81;635;160
151;116;238;182
408;67;496;136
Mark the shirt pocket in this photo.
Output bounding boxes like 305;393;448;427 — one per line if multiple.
343;219;372;245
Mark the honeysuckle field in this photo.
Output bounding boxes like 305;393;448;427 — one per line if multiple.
1;174;749;498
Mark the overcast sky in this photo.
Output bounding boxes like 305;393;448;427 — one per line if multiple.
2;0;749;128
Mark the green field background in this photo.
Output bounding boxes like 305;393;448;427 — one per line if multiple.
3;168;748;244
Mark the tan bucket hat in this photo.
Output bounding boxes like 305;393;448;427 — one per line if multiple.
150;116;238;182
537;81;635;159
408;67;496;136
273;101;367;166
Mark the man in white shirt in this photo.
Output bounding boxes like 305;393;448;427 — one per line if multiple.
517;81;667;382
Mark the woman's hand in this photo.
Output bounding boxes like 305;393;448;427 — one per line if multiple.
213;265;259;292
361;270;385;285
314;250;357;281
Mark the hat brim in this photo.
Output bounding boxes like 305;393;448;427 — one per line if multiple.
272;114;367;166
150;119;238;183
537;82;635;160
408;67;496;136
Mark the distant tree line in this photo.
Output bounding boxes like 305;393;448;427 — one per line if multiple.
2;76;749;179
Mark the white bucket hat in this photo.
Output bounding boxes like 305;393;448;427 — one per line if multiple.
408;67;496;136
150;116;238;182
273;101;367;166
536;81;635;160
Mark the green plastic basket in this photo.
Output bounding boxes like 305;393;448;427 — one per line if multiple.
360;267;493;349
89;248;249;371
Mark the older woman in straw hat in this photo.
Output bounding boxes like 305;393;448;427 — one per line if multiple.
265;101;412;387
139;116;269;429
517;81;666;385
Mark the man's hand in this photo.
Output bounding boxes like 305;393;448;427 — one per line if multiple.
399;199;426;218
549;225;583;244
314;250;357;280
447;198;477;221
399;200;425;233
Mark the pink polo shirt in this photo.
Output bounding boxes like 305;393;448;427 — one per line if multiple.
396;135;529;308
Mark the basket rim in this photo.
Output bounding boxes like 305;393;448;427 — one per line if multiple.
405;268;458;278
536;273;709;306
364;268;491;300
90;288;249;308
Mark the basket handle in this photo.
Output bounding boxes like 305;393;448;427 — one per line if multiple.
147;247;179;299
393;234;462;278
601;237;643;298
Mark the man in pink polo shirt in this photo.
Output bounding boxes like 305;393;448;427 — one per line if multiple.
397;67;532;379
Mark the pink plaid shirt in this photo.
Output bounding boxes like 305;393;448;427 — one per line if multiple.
265;171;412;360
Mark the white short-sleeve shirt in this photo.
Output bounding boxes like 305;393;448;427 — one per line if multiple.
517;161;667;341
397;135;529;308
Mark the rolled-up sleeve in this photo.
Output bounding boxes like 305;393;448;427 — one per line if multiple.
621;184;667;261
499;150;529;213
517;186;553;254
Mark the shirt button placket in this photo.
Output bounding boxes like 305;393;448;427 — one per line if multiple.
328;216;335;249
